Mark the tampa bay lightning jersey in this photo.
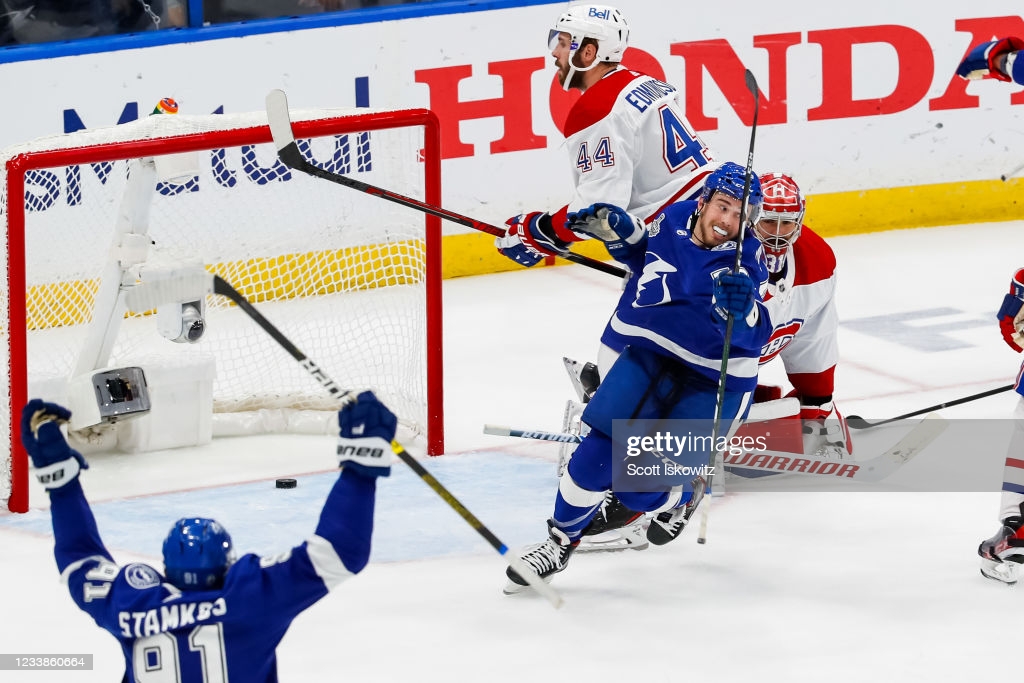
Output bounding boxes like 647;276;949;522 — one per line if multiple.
600;200;772;391
51;471;374;682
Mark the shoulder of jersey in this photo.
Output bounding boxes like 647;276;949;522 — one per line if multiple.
791;226;836;286
564;69;647;137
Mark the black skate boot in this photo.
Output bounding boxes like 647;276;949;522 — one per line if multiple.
646;477;707;546
578;492;649;552
504;520;578;594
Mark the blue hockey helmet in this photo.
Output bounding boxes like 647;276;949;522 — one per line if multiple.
700;161;763;223
162;517;235;590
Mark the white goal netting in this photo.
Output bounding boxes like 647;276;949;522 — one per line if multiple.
1;107;443;512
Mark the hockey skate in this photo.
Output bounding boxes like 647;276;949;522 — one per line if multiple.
504;521;578;594
979;517;1024;585
646;477;707;546
577;491;649;552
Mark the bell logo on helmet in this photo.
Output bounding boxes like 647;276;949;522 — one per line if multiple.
588;7;611;19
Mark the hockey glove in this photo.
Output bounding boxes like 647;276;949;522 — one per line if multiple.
712;271;758;326
495;212;568;267
997;268;1024;352
958;37;1024;81
566;203;646;259
20;399;88;490
337;391;396;478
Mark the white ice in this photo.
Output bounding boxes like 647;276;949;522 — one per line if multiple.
3;221;1024;682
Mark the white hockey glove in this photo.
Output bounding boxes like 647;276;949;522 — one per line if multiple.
337;391;396;478
566;203;645;259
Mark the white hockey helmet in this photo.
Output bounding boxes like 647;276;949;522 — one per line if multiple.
548;4;629;90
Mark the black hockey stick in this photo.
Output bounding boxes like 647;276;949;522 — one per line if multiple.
846;383;1014;429
700;69;761;545
206;274;563;608
264;89;627;280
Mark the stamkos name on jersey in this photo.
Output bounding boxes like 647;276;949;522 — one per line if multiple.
625;78;677;112
118;597;227;638
724;451;859;478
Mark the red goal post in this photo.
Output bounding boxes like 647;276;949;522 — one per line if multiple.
2;107;444;513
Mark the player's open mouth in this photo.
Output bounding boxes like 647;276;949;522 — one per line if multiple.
713;225;728;236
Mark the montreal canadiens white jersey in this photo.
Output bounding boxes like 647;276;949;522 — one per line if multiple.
549;67;715;242
759;226;839;398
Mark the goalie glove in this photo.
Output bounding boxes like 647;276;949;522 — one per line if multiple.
337;391;396;479
566;203;645;259
20;399;89;490
957;37;1024;82
997;268;1024;352
495;212;569;267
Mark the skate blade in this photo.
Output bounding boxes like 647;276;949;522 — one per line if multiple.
503;575;555;595
577;537;649;553
980;558;1020;586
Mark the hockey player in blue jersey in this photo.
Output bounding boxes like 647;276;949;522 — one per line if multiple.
505;162;772;591
22;391;396;682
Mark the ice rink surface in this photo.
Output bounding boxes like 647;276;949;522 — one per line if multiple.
3;220;1024;682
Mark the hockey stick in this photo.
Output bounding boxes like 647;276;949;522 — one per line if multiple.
487;416;946;483
846;384;1014;429
484;424;582;444
264;89;627;280
124;270;563;609
700;69;761;545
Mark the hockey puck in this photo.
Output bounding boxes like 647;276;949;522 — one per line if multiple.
275;478;297;489
697;538;706;544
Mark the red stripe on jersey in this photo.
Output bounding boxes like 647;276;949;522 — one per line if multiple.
564;69;643;137
644;169;711;223
791;227;837;287
1006;458;1024;470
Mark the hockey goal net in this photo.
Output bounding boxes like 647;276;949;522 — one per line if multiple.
1;106;443;513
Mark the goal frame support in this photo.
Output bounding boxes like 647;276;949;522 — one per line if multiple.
5;109;444;513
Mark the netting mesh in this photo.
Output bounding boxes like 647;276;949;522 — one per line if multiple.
1;109;436;511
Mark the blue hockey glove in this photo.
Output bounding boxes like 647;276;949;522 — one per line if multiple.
495;212;567;267
958;37;1024;82
337;391;397;478
712;271;757;326
20;399;88;490
567;203;646;259
997;268;1024;352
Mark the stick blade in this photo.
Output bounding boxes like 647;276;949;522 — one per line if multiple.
506;555;564;609
265;89;296;153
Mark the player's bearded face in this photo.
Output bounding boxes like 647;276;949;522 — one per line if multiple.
551;32;587;89
694;194;744;247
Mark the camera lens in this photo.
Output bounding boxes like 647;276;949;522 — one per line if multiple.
105;377;134;403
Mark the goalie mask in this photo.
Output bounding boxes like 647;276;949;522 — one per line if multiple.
754;173;805;270
163;517;236;590
549;4;629;91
